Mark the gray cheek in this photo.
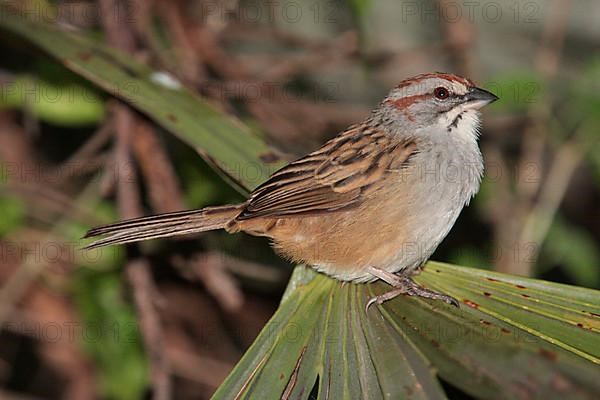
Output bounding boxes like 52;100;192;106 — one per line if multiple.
408;105;440;127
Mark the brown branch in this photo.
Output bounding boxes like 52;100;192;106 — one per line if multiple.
61;119;114;169
125;258;171;400
167;347;234;389
161;5;356;146
110;100;173;400
155;0;208;85
436;0;475;76
0;183;100;329
131;120;184;212
171;253;243;313
0;114;101;327
132;120;245;312
517;135;585;263
495;0;574;275
99;1;172;398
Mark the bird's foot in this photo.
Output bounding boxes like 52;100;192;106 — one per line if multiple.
365;266;459;312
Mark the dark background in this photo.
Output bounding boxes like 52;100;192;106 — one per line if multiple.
0;0;599;399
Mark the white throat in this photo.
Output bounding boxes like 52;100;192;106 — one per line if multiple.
432;108;485;203
440;107;482;141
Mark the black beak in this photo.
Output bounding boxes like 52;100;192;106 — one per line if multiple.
465;87;499;105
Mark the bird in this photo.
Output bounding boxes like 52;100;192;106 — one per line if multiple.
83;72;498;309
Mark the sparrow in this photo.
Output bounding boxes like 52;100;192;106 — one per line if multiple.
84;72;498;309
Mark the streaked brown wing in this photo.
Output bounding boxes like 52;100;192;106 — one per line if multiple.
237;124;417;220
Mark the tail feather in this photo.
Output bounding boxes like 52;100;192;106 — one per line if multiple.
83;205;241;249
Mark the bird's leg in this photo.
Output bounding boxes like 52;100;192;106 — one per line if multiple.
365;266;459;312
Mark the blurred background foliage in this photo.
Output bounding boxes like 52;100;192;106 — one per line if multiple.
0;0;598;399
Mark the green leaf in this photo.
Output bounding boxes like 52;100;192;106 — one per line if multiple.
0;12;285;192
0;75;105;126
540;218;600;287
214;263;600;399
448;245;491;270
484;71;544;113
348;0;373;20
74;270;148;400
570;59;600;122
569;59;600;185
0;193;26;236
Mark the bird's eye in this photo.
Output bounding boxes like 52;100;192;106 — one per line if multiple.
434;87;450;100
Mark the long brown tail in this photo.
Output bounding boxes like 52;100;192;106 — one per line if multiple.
83;205;242;249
